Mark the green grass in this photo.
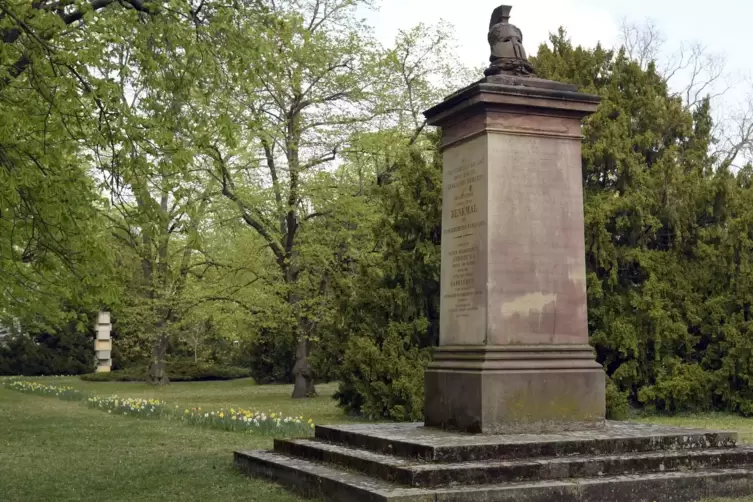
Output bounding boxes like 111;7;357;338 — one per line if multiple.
2;377;753;502
635;412;753;444
0;378;353;502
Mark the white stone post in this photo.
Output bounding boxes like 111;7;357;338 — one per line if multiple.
94;311;112;373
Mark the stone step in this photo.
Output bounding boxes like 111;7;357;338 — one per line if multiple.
275;438;753;488
314;422;738;462
234;449;753;502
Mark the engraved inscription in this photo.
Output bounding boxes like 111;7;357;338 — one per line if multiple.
441;140;487;333
445;242;484;316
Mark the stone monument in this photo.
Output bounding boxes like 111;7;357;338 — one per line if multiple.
94;311;112;373
234;7;753;501
422;3;604;434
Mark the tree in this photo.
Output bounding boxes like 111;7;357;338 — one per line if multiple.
197;1;465;398
0;0;154;92
0;0;139;328
331;132;441;420
531;30;753;414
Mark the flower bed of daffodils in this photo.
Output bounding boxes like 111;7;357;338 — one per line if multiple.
87;396;170;419
182;407;314;435
5;379;87;401
4;379;314;437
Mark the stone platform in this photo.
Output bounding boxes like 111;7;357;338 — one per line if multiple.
235;422;753;502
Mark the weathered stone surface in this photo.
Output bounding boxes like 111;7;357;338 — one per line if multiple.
275;437;753;488
95;309;113;372
237;422;753;501
434;103;597;350
94;339;112;351
313;422;738;462
234;450;434;502
424;348;605;434
422;45;605;433
97;311;111;325
95;325;111;340
235;448;753;502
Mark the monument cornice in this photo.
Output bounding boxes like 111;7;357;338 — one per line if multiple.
424;77;601;130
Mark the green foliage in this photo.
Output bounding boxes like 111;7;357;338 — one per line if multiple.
79;368;143;382
330;29;753;421
331;133;442;421
79;361;251;382
234;329;295;385
0;0;465;396
88;395;169;419
8;0;753;420
4;380;87;401
0;1;127;326
336;324;432;421
532;30;753;415
0;319;95;376
605;377;630;420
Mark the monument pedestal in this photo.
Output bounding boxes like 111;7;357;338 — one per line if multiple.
424;345;604;434
422;75;605;433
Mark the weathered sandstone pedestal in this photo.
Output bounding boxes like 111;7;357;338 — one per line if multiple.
422;74;605;434
234;6;753;501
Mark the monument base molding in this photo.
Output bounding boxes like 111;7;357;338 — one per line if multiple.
424;345;605;434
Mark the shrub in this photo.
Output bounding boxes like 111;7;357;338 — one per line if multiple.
605;377;630;420
335;323;432;421
234;328;295;384
166;360;251;381
80;361;251;382
80;366;145;382
637;361;713;413
0;319;95;376
330;137;441;422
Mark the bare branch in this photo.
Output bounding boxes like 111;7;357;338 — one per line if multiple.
209;145;285;264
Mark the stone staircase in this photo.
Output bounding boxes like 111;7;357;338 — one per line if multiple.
235;422;753;501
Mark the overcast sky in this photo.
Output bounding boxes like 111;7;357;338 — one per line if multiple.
363;0;752;113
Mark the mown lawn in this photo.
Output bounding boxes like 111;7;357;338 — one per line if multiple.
0;378;350;502
1;377;752;502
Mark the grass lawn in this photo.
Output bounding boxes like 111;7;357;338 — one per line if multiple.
1;377;753;502
0;378;350;502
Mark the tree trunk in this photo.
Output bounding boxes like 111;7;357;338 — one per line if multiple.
149;333;170;386
291;335;316;398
